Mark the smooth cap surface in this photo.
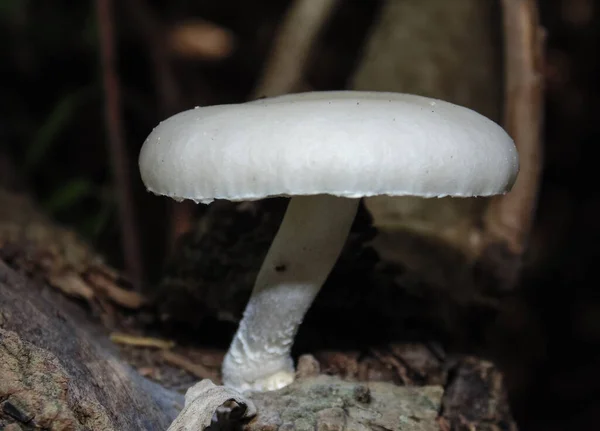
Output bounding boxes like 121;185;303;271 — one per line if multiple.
139;91;519;204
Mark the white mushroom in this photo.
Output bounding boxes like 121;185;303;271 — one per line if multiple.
138;91;519;393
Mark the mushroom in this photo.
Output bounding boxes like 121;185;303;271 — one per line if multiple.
138;91;519;393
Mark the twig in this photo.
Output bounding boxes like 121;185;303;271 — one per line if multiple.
110;333;175;349
477;0;545;288
161;350;221;383
96;0;145;290
252;0;341;99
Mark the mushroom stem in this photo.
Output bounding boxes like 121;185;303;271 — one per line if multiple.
222;194;359;392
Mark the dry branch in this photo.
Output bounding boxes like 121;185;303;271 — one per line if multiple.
96;0;144;289
477;0;545;288
252;0;341;98
0;260;182;430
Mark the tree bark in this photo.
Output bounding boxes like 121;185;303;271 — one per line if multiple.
0;259;183;430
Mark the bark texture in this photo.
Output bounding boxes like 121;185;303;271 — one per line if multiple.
245;375;443;431
0;259;182;430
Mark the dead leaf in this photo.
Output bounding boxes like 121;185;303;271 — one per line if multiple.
167;379;256;431
168;19;235;60
87;271;145;309
47;273;95;301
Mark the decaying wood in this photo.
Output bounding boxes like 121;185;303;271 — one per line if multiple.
0;260;182;430
152;195;504;343
166;352;517;431
0;190;518;430
440;357;519;431
0;190;512;430
244;375;443;431
154;199;287;324
150;200;519;429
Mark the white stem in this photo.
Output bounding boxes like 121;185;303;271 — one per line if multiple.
222;194;359;392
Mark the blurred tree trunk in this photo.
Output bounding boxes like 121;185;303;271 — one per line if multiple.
353;0;502;119
349;0;545;412
351;0;543;298
352;0;503;286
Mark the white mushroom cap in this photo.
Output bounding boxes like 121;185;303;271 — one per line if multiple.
139;91;519;204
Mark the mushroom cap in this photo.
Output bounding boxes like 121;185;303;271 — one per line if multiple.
139;91;519;204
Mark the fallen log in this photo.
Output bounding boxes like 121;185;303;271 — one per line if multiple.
0;259;183;430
